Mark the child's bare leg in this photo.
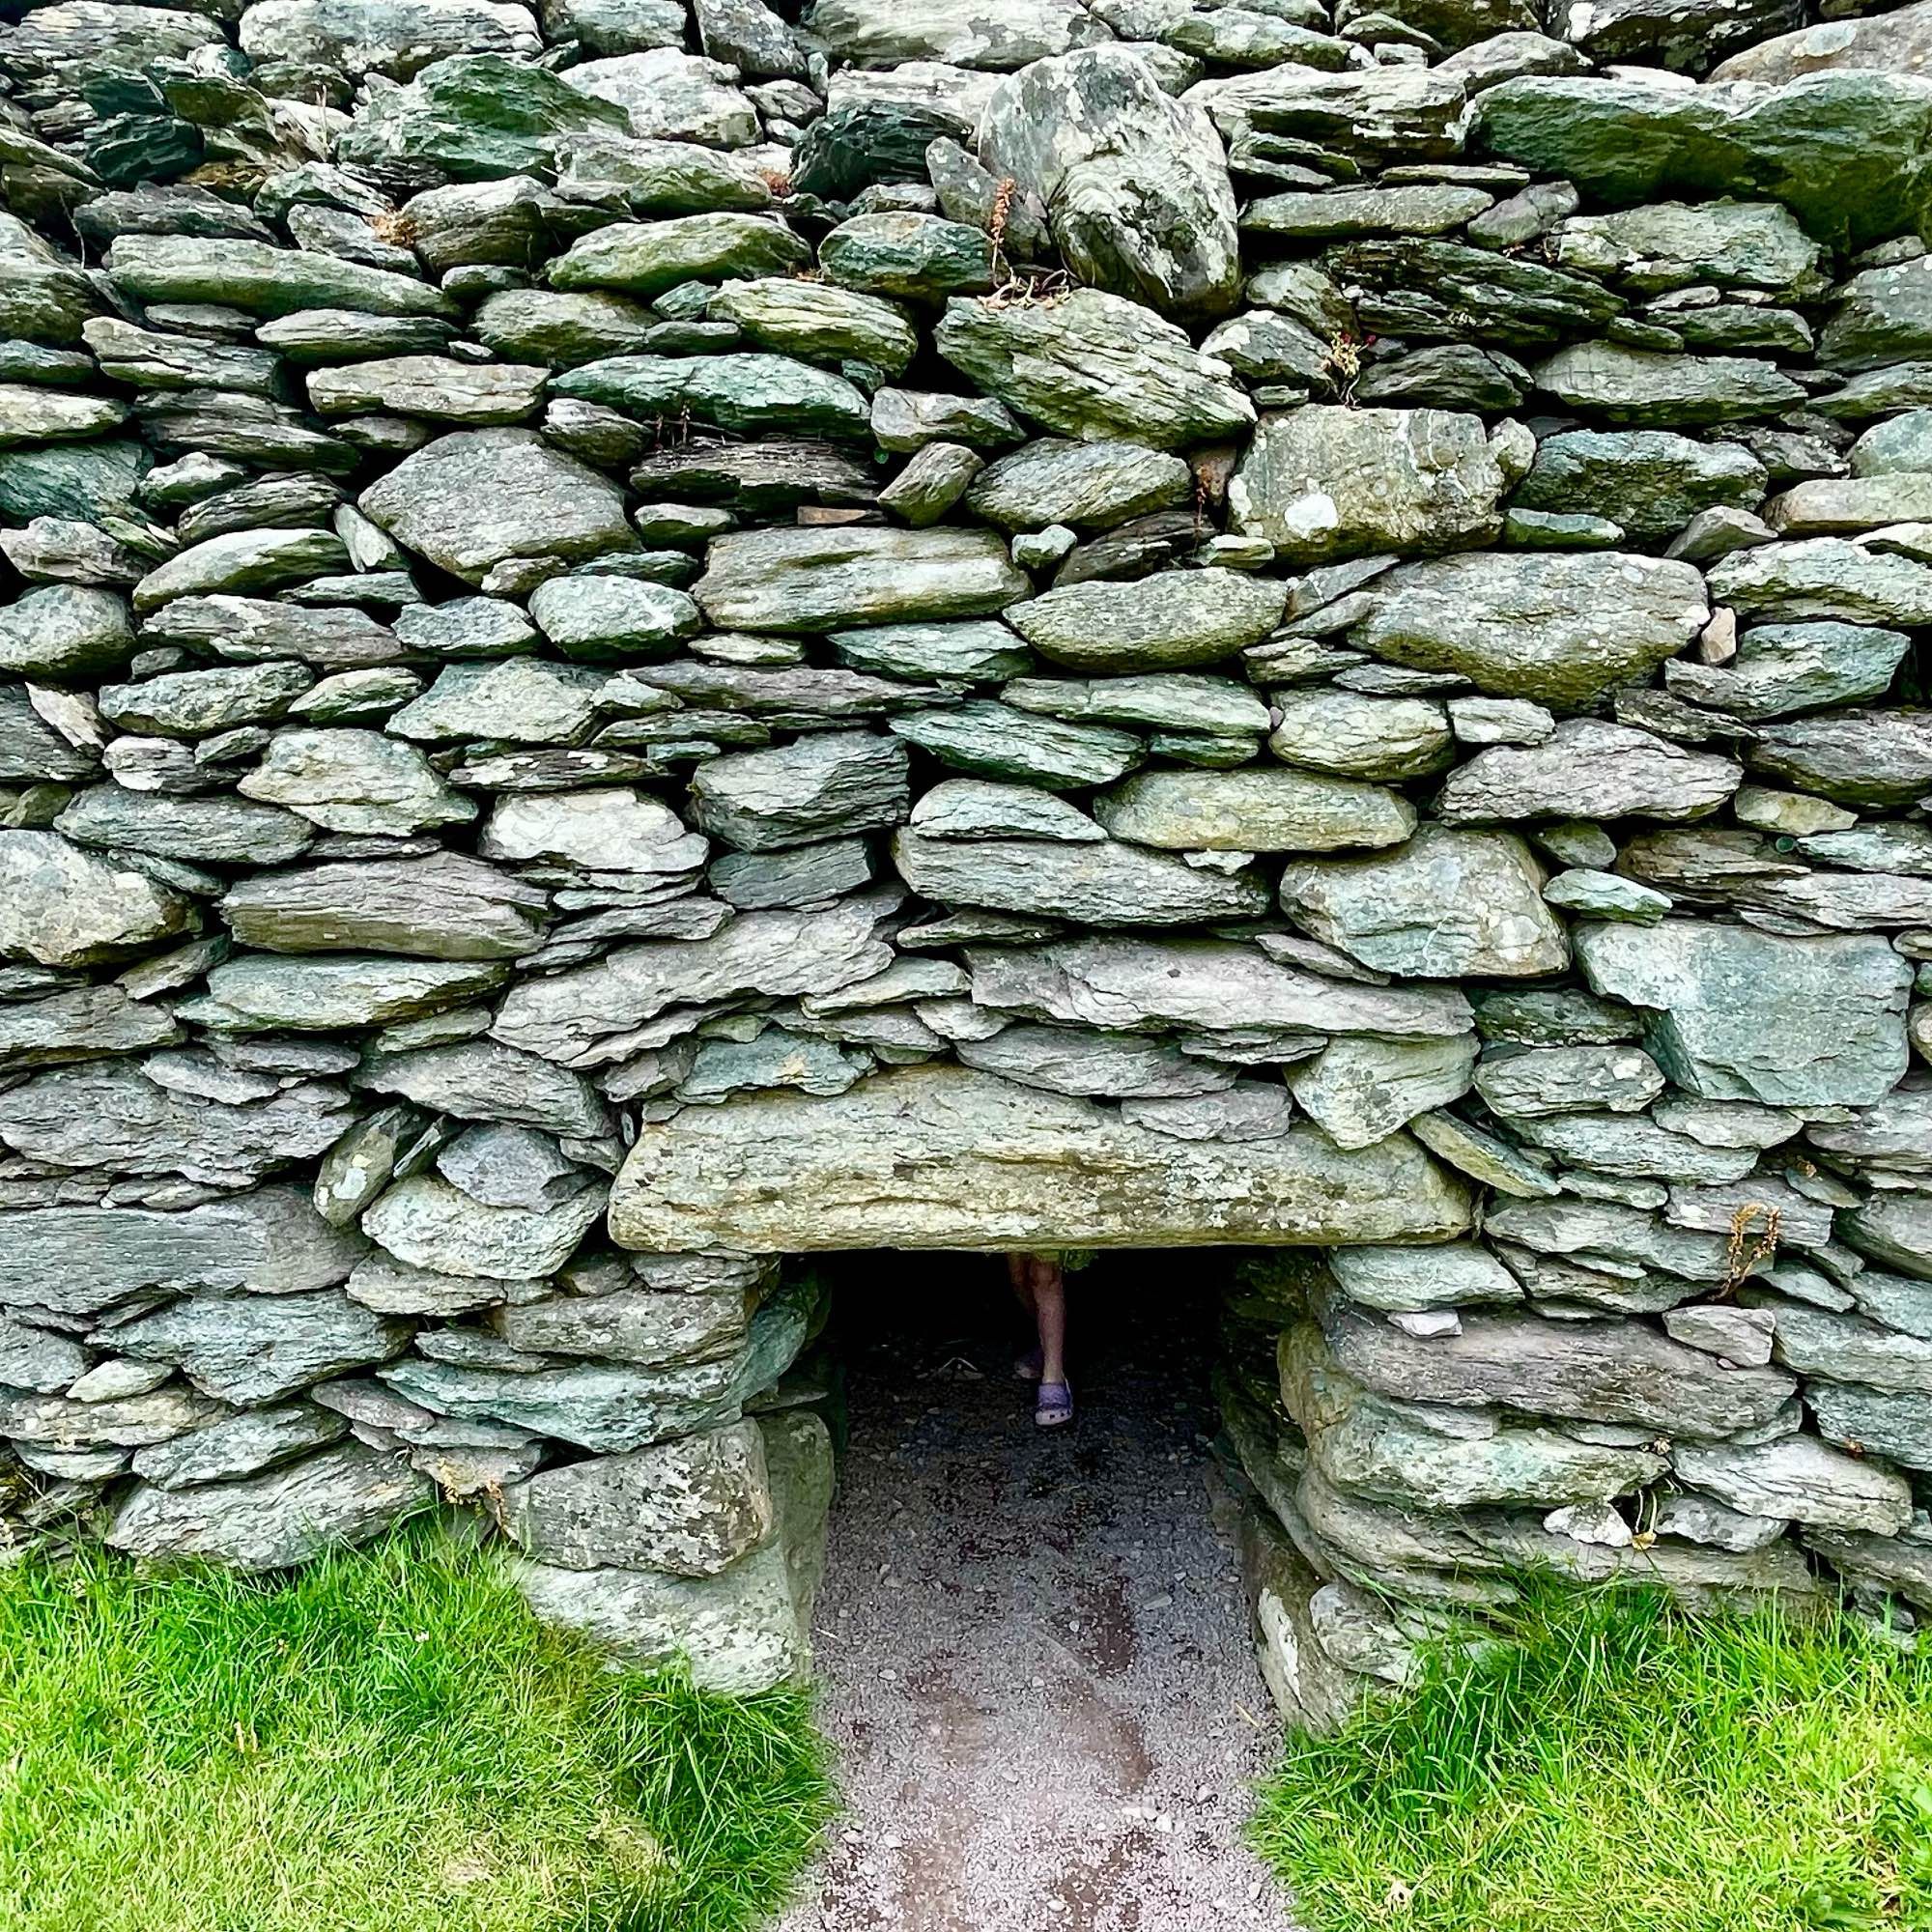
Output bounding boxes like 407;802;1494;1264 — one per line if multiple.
1031;1259;1067;1386
1009;1254;1042;1378
1007;1251;1032;1310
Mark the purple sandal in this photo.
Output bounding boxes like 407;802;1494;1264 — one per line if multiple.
1035;1380;1073;1430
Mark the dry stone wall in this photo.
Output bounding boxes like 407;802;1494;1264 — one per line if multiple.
0;0;1929;1705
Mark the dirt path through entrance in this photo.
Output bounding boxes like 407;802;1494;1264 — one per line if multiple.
775;1257;1296;1932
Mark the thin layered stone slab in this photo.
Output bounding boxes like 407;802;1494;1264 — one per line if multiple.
610;1063;1473;1252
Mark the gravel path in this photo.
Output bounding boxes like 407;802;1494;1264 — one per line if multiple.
776;1253;1296;1932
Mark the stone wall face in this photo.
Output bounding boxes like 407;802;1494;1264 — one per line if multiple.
0;0;1928;1702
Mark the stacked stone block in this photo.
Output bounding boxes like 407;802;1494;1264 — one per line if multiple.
0;0;1928;1702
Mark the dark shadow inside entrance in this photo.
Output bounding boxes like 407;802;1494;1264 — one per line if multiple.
776;1250;1291;1932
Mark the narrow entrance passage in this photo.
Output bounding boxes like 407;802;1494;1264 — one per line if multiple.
778;1253;1291;1932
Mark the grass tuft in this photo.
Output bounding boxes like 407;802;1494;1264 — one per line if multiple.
0;1526;834;1932
1250;1578;1932;1932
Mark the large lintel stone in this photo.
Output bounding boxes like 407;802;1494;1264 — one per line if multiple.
609;1064;1474;1252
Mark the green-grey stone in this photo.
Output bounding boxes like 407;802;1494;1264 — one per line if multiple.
1245;184;1492;241
935;287;1255;449
0;585;134;677
1512;429;1766;542
337;52;631;182
890;700;1143;787
1350;550;1709;707
1230;405;1509;562
819;213;995;299
892;828;1269;926
1281;1321;1665;1513
1094;768;1415;852
107;235;453;320
1707;537;1932;627
1664;621;1910;719
549;213;809;298
180;957;510;1034
964;439;1191;532
1004;568;1286;673
1576;919;1912;1106
472;289;657;366
1269;690;1453;781
1470;71;1932;251
1850;409;1932;476
357;428;636;587
1820;255;1932;373
0;439;149;521
1282;825;1570;979
1745;710;1932;809
554;353;871;440
828;620;1034;682
879;442;983;526
694;526;1028;633
1552;198;1825;298
1001;672;1268;736
707;278;917;375
1533;340;1805;428
609;1062;1472;1253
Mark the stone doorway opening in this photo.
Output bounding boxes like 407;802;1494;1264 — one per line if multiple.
780;1248;1287;1932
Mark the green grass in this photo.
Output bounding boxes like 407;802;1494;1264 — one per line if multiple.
1251;1580;1932;1932
0;1526;835;1932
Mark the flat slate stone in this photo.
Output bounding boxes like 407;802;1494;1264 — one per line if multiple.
1745;710;1932;808
550;213;809;298
114;1290;411;1405
1315;1285;1796;1439
1004;569;1286;673
892;828;1269;926
1231;406;1508;562
107;235;454;321
1664;621;1910;720
889;699;1143;787
109;1442;431;1572
1576;920;1913;1106
491;893;901;1065
967;933;1474;1042
934;287;1256;449
1350;550;1708;707
1533;340;1805;426
0;1060;353;1190
964;439;1192;533
1094;769;1415;853
0;831;197;968
131;1402;349;1491
358;429;635;587
220;853;549;960
182;956;510;1035
240;728;476;836
554;352;872;441
1513;429;1766;542
955;1023;1234;1100
1268;691;1453;782
1281;1323;1667;1514
363;1174;604;1278
1282;826;1570;979
694;526;1028;632
1435;720;1742;823
337;51;632;178
0;1185;361;1317
610;1064;1472;1252
690;731;910;852
1468;71;1932;252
